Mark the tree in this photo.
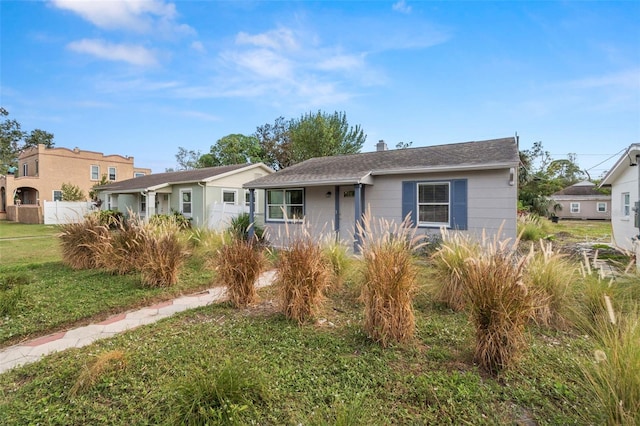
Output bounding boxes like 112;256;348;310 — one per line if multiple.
518;141;587;216
254;116;293;170
254;111;366;170
204;134;265;166
61;182;86;201
174;146;202;170
1;108;55;174
396;141;413;149
288;111;366;164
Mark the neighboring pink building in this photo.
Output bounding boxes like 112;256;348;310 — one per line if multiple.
549;181;611;221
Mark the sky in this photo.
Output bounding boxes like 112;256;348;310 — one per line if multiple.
1;0;639;176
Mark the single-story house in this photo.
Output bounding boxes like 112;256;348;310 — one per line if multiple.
549;181;611;221
599;143;640;253
97;163;273;228
244;137;520;250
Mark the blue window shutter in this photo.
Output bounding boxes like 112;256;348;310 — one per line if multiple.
402;181;417;226
450;179;467;230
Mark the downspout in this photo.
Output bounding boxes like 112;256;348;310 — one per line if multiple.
198;182;206;228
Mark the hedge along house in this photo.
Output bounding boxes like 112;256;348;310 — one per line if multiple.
244;137;520;251
97;163;273;228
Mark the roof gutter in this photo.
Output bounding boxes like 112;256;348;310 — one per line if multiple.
370;162;517;176
245;173;373;189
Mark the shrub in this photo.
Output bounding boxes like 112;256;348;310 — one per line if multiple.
70;350;127;397
277;228;331;325
429;229;480;311
463;237;532;374
0;285;24;317
58;215;109;269
171;363;267;426
524;241;576;328
95;209;125;229
228;213;265;242
150;211;191;230
214;235;265;308
137;220;188;287
357;213;424;347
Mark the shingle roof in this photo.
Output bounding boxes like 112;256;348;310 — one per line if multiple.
245;137;518;188
552;181;605;197
99;164;256;193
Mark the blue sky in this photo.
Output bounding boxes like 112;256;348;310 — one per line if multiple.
2;1;639;176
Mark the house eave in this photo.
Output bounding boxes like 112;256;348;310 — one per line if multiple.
370;162;517;176
245;173;373;189
600;144;640;187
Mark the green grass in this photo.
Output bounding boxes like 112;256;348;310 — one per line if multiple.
0;284;605;425
0;221;61;265
548;219;612;243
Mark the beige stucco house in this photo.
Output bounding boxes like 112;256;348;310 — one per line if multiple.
549;181;611;221
0;144;151;222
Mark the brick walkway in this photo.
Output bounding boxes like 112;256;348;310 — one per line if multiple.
0;270;276;374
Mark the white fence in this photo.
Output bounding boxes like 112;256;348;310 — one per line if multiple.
43;201;96;225
207;202;248;231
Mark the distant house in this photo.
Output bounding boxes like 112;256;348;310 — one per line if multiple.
244;137;520;250
0;144;151;222
97;163;273;229
599;143;640;253
549;181;611;221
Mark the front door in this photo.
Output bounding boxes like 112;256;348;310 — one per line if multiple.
338;186;356;243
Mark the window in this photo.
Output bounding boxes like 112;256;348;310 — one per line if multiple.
140;194;146;214
108;167;116;181
267;189;304;221
222;189;237;205
134;172;145;178
181;190;192;217
418;182;450;226
91;165;100;180
623;193;630;217
53;190;62;201
570;203;580;213
244;190;256;207
35;160;39;176
22;163;28;177
597;202;607;213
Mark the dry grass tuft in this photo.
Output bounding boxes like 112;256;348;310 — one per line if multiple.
214;234;265;308
277;225;331;325
321;236;353;290
70;350;127;396
58;215;109;270
524;241;576;328
91;217;146;275
463;235;532;374
358;213;424;347
137;219;188;287
429;229;480;311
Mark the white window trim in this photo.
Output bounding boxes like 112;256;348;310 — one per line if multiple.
597;202;607;213
266;188;304;222
180;189;193;218
222;188;238;205
245;189;256;207
417;181;451;227
622;193;630;217
22;163;28;177
108;167;117;181
134;172;145;178
570;202;580;213
90;165;100;181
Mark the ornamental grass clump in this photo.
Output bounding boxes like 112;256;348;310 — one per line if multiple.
58;214;109;270
429;229;480;311
524;241;577;328
322;236;352;289
580;304;640;426
137;219;188;287
91;217;145;275
214;234;265;308
358;213;424;347
70;350;127;397
463;236;532;374
277;226;331;325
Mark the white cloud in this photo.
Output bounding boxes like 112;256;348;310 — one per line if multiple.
235;27;299;51
190;41;205;53
567;69;640;90
392;0;412;14
50;0;194;36
67;39;158;66
317;54;365;71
